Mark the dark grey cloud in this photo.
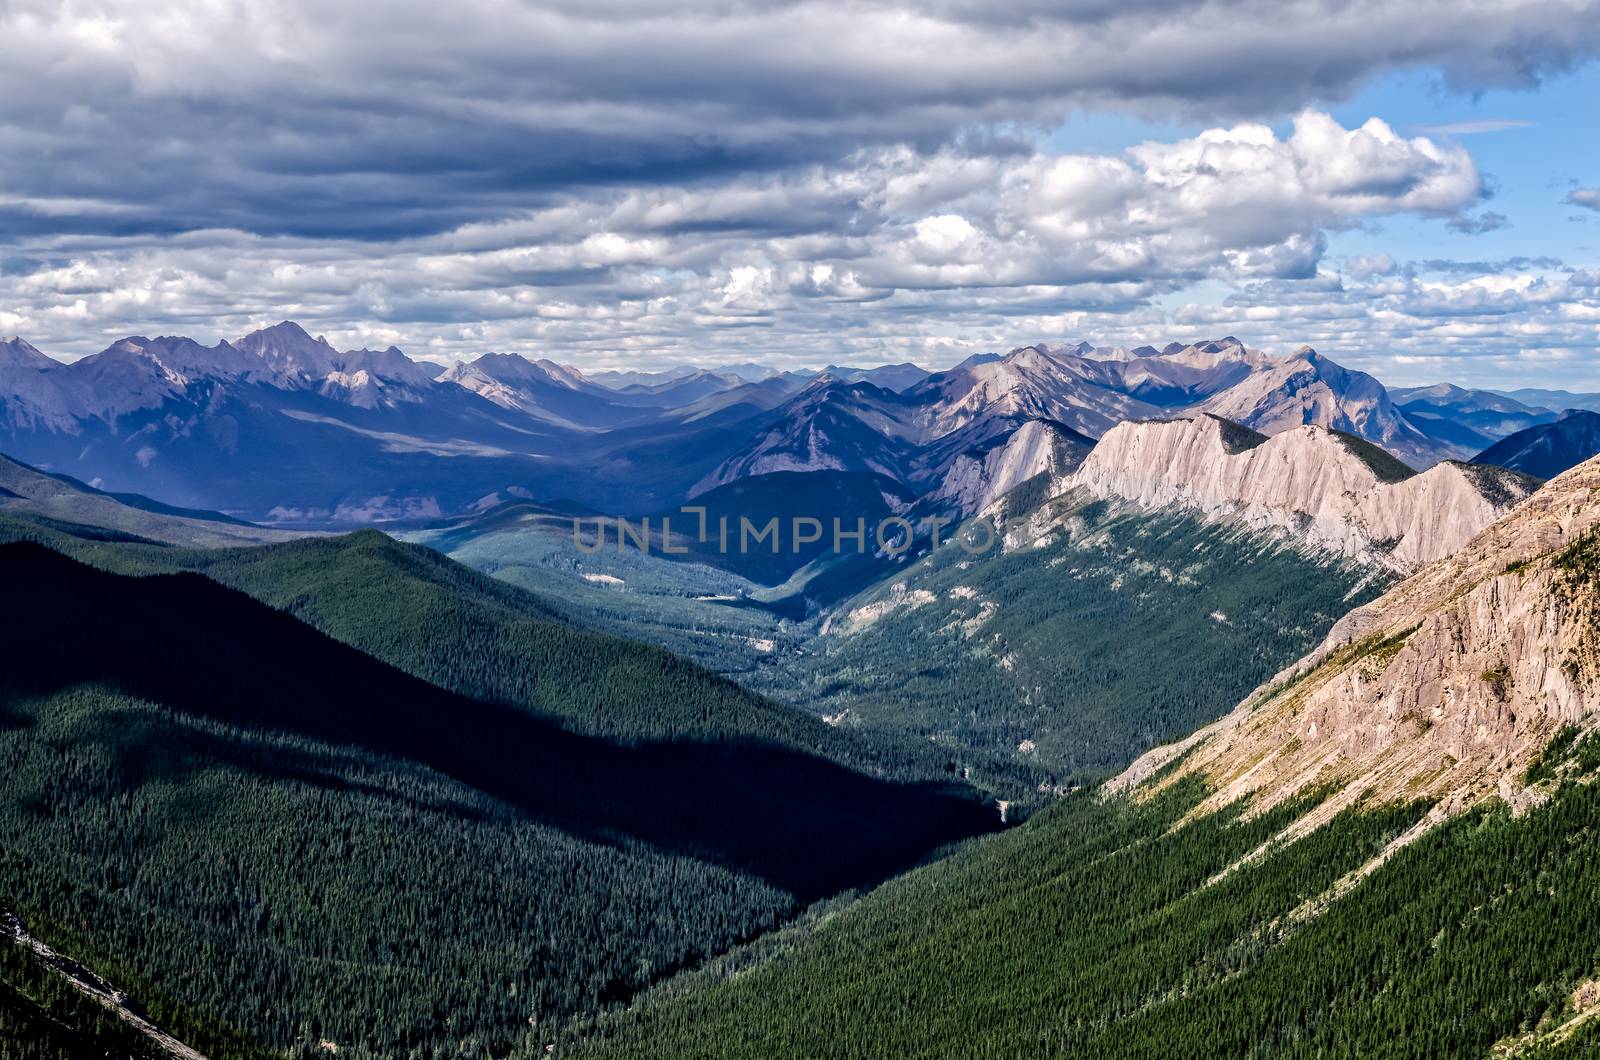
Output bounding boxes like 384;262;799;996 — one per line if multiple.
1;0;1597;240
1;1;1595;386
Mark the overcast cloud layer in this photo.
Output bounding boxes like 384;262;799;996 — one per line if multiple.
2;0;1598;384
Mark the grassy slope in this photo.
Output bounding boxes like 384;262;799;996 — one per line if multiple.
569;735;1600;1059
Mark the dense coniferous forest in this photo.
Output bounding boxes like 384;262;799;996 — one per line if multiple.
567;734;1600;1058
0;513;964;782
0;536;997;1056
2;496;1591;1059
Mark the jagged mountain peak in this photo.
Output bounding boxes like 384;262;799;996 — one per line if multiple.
0;335;55;368
1197;345;1453;469
0;336;80;432
692;374;920;494
910;342;1155;440
458;350;560;380
235;320;341;376
1068;415;1533;570
91;334;257;375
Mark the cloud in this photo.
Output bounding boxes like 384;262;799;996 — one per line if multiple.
0;0;1596;241
1448;210;1511;234
0;108;1514;379
1414;120;1534;135
1165;260;1600;388
1568;187;1600;210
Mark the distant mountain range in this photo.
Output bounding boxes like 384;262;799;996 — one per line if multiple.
0;324;1574;526
0;450;302;548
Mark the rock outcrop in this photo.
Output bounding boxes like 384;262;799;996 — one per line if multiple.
1067;415;1536;570
930;419;1091;516
1113;452;1600;833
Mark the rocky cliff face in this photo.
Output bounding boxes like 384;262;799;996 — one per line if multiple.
1113;452;1600;835
1066;415;1535;570
930;419;1091;516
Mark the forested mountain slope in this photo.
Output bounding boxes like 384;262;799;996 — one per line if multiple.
761;490;1382;798
0;451;302;547
566;456;1600;1060
0;531;997;1057
0;514;928;770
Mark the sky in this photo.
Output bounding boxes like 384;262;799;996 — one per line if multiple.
1;0;1598;388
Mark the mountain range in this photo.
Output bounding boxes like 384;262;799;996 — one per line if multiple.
2;325;1579;529
561;452;1600;1060
1064;415;1537;570
6;324;1600;1057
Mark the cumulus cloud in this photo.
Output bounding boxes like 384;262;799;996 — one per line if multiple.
0;0;1595;240
0;112;1493;365
1;1;1595;383
1569;187;1600;210
1167;261;1600;387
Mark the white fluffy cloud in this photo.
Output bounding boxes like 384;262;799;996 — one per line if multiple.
0;0;1596;386
1;0;1596;241
0;112;1501;369
1165;262;1600;386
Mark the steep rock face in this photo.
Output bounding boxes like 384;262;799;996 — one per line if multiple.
1067;415;1535;570
930;419;1092;516
1198;347;1453;468
1113;453;1600;829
